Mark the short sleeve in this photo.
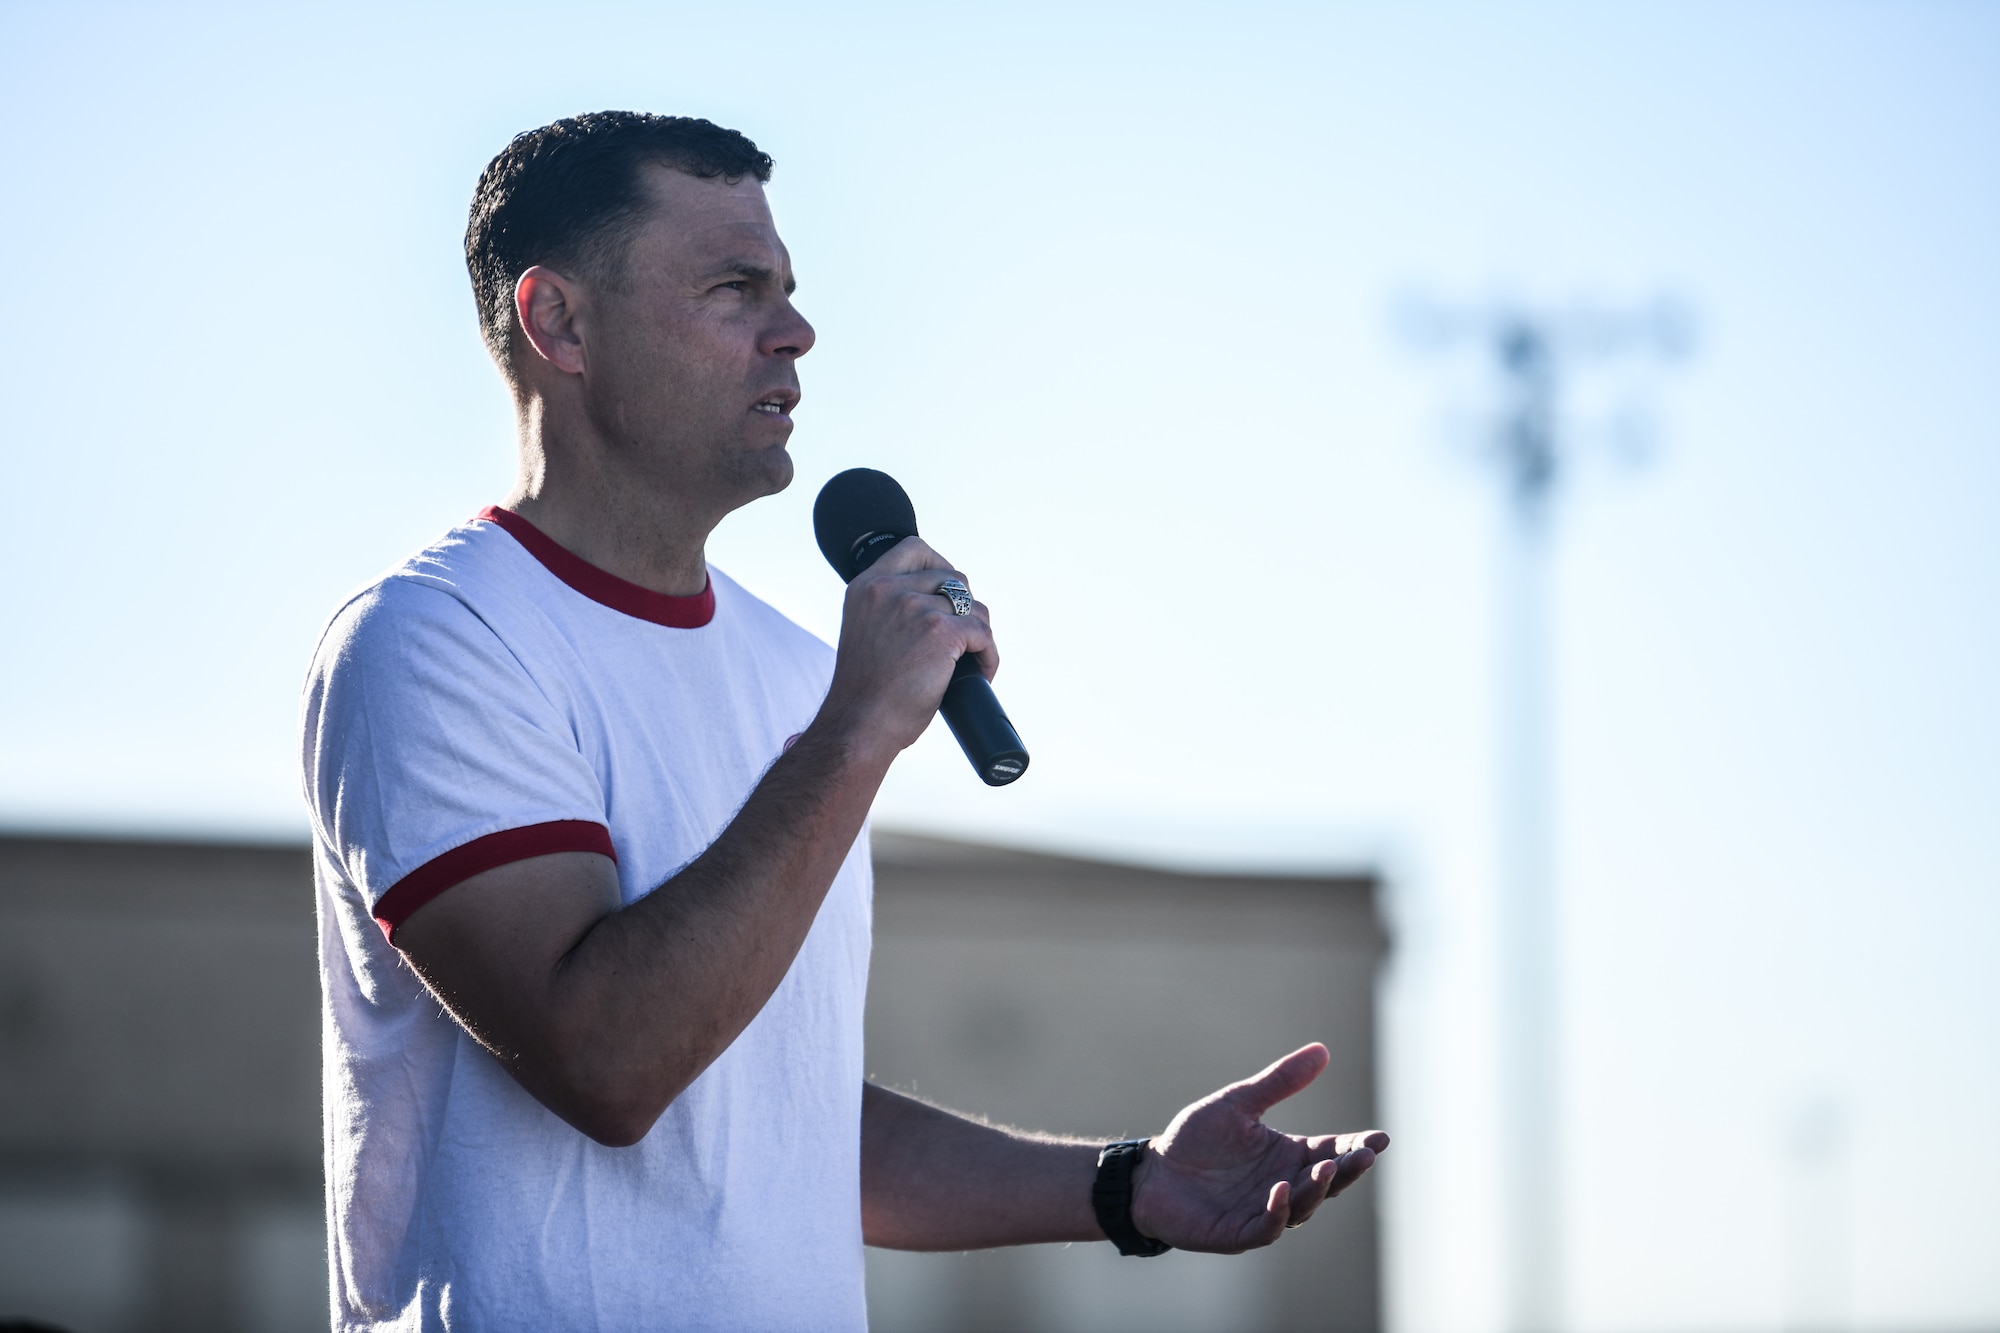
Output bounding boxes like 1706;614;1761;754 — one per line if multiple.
301;578;614;942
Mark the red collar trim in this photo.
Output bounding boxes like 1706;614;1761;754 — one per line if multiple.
475;505;716;629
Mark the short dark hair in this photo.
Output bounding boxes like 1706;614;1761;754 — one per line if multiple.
465;111;774;363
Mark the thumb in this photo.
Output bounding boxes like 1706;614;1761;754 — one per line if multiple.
1223;1044;1330;1119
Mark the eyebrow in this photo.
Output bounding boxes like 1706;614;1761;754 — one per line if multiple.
708;258;796;295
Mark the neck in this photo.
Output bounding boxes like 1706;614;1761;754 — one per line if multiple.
502;394;716;598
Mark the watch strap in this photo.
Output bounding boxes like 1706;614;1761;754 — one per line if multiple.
1093;1138;1172;1257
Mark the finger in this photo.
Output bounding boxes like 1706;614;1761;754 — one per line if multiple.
864;536;956;576
963;602;999;679
1239;1178;1290;1251
866;566;973;600
1222;1043;1331;1119
940;612;997;681
850;570;987;634
1328;1146;1378;1197
1302;1129;1389;1164
1289;1146;1380;1230
1280;1155;1342;1230
843;578;988;650
871;573;986;635
848;567;1000;683
886;575;996;676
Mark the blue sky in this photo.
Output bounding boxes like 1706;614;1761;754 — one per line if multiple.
3;3;1996;1329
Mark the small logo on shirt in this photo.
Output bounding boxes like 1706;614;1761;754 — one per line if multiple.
782;732;803;752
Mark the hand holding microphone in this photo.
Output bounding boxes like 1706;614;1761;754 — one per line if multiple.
814;469;1029;786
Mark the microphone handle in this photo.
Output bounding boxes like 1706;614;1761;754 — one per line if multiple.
846;531;1029;786
941;656;1029;787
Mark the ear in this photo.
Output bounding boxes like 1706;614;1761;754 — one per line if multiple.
514;265;588;375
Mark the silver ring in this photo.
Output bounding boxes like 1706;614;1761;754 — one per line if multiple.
938;579;973;616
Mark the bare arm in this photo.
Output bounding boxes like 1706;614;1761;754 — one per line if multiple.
861;1083;1102;1249
862;1045;1389;1253
394;537;991;1147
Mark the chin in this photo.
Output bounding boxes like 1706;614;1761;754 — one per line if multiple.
732;444;794;501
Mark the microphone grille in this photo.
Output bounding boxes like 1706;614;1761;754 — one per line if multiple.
813;468;918;581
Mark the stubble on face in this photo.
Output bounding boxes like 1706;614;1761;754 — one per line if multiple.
580;165;813;524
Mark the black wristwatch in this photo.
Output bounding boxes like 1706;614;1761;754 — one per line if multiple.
1093;1139;1172;1257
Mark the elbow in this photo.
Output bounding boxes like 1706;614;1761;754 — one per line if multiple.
533;1016;724;1147
549;1057;702;1149
562;1083;668;1148
578;1110;655;1150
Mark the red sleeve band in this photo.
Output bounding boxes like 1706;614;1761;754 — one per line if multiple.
373;820;617;944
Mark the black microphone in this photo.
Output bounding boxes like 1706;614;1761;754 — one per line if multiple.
813;468;1029;787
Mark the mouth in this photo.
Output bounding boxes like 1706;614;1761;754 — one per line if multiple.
751;389;800;418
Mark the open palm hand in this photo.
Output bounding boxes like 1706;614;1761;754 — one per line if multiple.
1127;1044;1388;1254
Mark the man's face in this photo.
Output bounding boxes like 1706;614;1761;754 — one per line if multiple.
578;165;814;515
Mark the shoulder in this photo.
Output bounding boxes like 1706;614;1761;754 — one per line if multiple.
307;521;528;680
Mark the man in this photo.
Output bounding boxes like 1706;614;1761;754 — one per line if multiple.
302;111;1387;1330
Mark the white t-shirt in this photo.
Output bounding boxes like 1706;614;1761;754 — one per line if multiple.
300;507;873;1333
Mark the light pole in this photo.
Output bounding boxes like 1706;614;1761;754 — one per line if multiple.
1403;294;1689;1333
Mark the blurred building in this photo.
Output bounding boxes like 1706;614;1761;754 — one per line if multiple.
866;833;1387;1333
0;834;323;1333
0;831;1383;1333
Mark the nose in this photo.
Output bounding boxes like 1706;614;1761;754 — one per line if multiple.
764;299;815;361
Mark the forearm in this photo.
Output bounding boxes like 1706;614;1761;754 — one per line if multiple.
500;722;890;1143
860;1083;1103;1250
